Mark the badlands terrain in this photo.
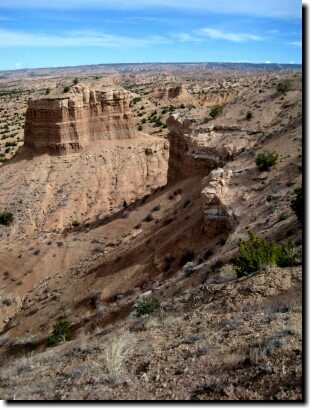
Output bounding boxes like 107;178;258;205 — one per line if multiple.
0;64;302;400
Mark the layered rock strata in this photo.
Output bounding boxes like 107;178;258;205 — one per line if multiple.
24;86;138;154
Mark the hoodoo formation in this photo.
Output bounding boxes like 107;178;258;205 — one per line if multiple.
24;86;138;154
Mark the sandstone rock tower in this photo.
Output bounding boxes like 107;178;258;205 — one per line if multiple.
24;86;138;155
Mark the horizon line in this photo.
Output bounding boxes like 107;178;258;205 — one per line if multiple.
0;61;303;73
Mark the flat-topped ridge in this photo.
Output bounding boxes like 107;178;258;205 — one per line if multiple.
24;85;138;155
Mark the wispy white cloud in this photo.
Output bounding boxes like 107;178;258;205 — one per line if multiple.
287;41;302;47
171;33;202;42
0;0;302;19
0;28;169;48
267;29;279;34
195;27;263;42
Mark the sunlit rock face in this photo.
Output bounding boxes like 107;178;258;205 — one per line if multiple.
24;86;138;155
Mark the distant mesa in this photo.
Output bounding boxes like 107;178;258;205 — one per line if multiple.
24;85;138;155
152;84;194;103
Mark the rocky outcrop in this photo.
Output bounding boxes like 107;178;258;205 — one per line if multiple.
167;113;231;182
201;168;238;238
152;84;194;103
166;112;244;238
24;86;138;155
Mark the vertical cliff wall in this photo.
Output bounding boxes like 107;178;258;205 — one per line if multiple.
24;87;138;154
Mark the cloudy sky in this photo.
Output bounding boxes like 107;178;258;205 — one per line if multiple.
0;0;302;70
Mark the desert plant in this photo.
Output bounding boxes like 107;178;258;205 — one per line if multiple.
138;124;143;131
256;150;278;172
277;79;294;94
73;77;79;85
63;86;70;93
210;104;223;118
246;111;253;120
233;231;296;277
47;320;73;346
102;336;131;384
133;297;160;316
0;211;13;225
290;186;303;223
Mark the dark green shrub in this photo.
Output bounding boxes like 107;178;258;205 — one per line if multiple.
5;141;17;147
73;77;79;85
45;88;50;95
47;320;73;346
246;111;253;120
277;79;294;94
290;186;303;223
63;86;70;93
138;124;143;131
233;231;296;277
129;97;142;107
0;211;13;225
210;104;223;118
256;150;278;172
133;297;160;316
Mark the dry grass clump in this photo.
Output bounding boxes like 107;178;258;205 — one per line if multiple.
101;334;132;384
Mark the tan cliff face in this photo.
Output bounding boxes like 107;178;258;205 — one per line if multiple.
24;86;138;155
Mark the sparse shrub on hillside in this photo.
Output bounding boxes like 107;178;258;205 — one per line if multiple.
144;213;154;222
218;264;237;281
233;231;296;277
45;88;50;95
102;336;131;384
0;211;13;225
47;320;73;346
246;111;253;120
63;86;70;93
183;261;195;277
73;77;79;85
202;117;210;124
133;297;160;317
256;150;278;172
210;104;223;118
71;220;80;227
138;124;143;131
290;186;303;223
129;97;142;107
277;79;294;94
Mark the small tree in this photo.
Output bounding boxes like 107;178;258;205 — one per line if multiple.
73;77;79;85
233;231;295;277
133;297;160;316
246;111;253;120
0;211;13;226
210;104;223;118
277;79;294;93
47;320;73;346
256;150;278;172
290;186;303;223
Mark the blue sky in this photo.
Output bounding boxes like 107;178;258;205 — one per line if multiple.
0;0;302;70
